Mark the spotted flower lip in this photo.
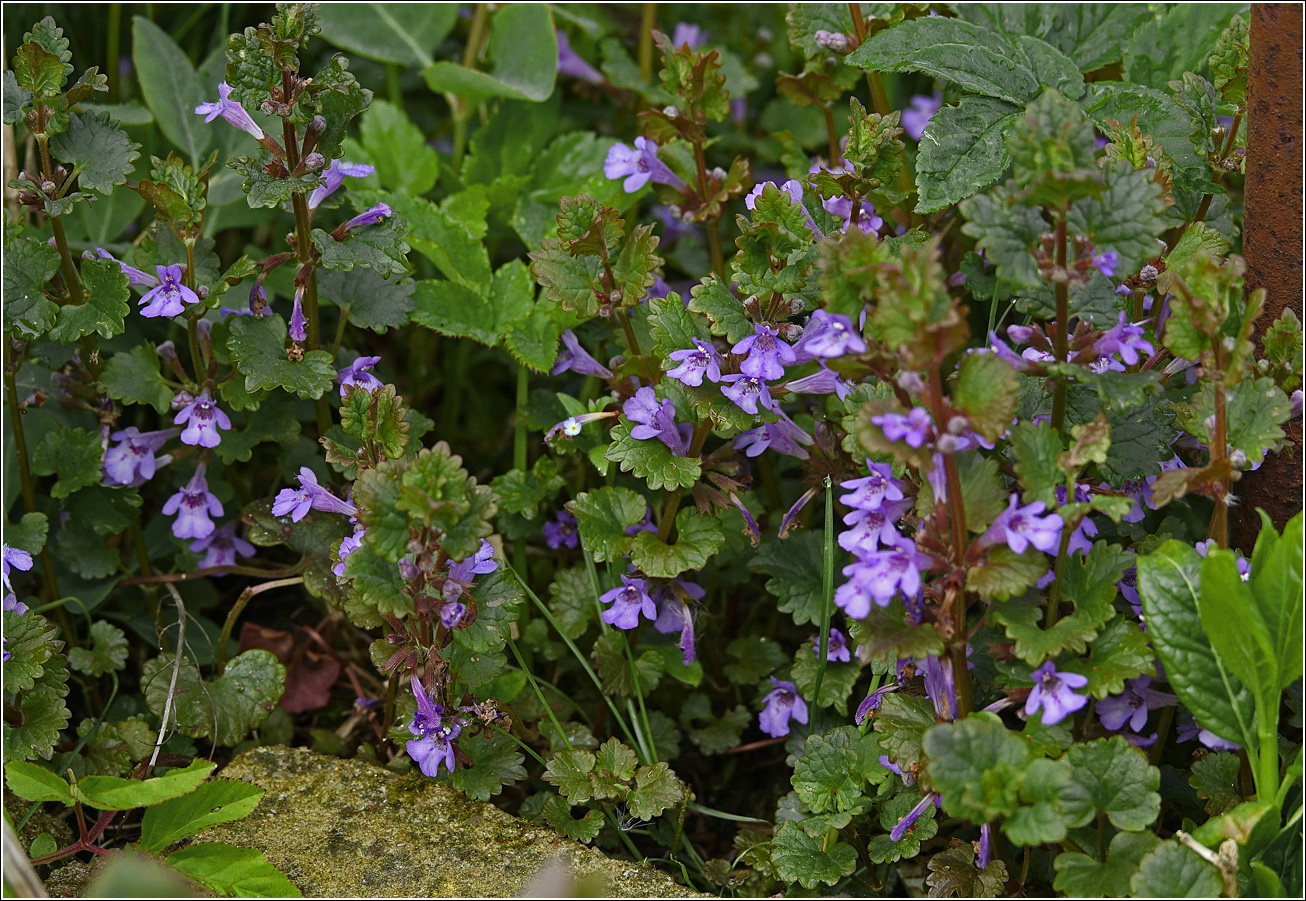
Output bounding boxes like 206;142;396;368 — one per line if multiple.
666;338;723;387
174;391;232;448
836;544;929;618
272;467;359;522
189;523;256;569
1095;311;1156;367
840;462;906;513
793;309;866;360
163;465;223;540
1025;661;1090;725
733;324;796;380
604;137;685;193
720;373;775;415
624;386;687;455
599;574;657;629
980;494;1064;555
759;677;808;738
872;407;933;448
138;264;199;318
102;427;177;487
813;627;851;663
407;679;461;777
336;356;384;397
194;81;264;140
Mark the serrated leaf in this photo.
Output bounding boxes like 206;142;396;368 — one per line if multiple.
749;531;825;626
915;96;1019;214
592;630;663;698
67;621;129;677
541;795;604;842
953;351;1020;441
791;647;860;714
49;258;130;344
626;761;683;820
226;314;337;399
412;261;533;347
446;729;526;801
141;650;286;747
791;728;867;814
566;487;646;563
723;635;788;684
529;239;603;317
1054;831;1162;898
316;267;415;334
967;546;1050;602
311;216;411;278
1083;81;1216;195
366;190;487;290
1065;616;1155;699
688;275;753;344
874;693;937;774
605;421;701;492
959;189;1044;291
1190;751;1242;816
923;715;1030;822
3;69;34;123
100;344;174;412
1058;736;1160;831
629;508;722;579
1067;161;1167;278
49;110;140;194
167;843;302;897
1130;839;1224;897
771;820;858;888
31;428;103;499
543;748;596;804
2;235;61;337
14;39;67;101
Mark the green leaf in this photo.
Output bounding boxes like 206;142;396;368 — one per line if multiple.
680;695;750;755
792;728;870;814
366;191;485;290
923;715;1030;822
874;694;938;774
1008;421;1058;508
915;96;1019;214
528;239;603;318
1;610;62;695
1209;15;1249;107
1199;550;1277;707
541;795;604;843
413;262;534;349
1054;831;1162;897
1083;82;1215;195
1190;751;1242;816
226;314;337;399
1064;387;1176;485
1249;511;1304;688
1177;378;1292;466
544;749;596;804
1015;35;1085;99
629;509;722;579
592;630;663;698
723;635;788;684
926;843;1009;897
626;761;683;820
167;843;302;897
959;189;1045;291
848;17;1039;105
49;111;140;196
100;344;174;413
604;421;701;492
3;69;33;123
1065;616;1155;699
72;759;214;810
141;650;286;747
31;428;102;499
791;647;860;714
132;17;211;164
317;3;456;68
566;487;646;563
1137;541;1255;750
953;351;1020;441
359;99;440;196
4;760;73;805
771;820;858;889
1124;4;1242;92
3;685;71;764
138;779;263;853
1129;839;1224;897
749;532;825;626
688;275;753;344
4;513;48;556
1067;161;1167;278
311;216;411;278
49;257;130;344
67;621;129;677
967;546;1050;603
2;235;61;337
14;41;67;102
1059;736;1160;831
423;4;557;103
870;790;938;863
447;729;526;801
1046;5;1153;73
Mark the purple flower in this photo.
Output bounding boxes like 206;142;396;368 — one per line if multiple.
820;195;883;235
308;158;375;210
785;365;853;401
1025;662;1089;725
651;579;704;665
745;179;819;234
794;310;866;360
333;527;365;578
980;495;1064;555
1095;312;1155;367
551;329;614;378
604;137;685;192
813;627;851;663
1175;719;1240;751
624;386;687;455
901;91;942;141
814;29;850;53
439;600;467;630
977;824;993;869
1098;675;1176;733
918;654;958;720
162;465;223;540
890;792;937;842
840;463;906;513
174;391;232;448
445;539;498;600
4;594;28;616
836;544;929;617
1056;485;1100;556
1092;249;1120;278
671;22;706;48
1195;539;1251;577
543;511;579;549
666;338;722;386
734;415;814;460
92;249;158;287
720;374;775;415
600;575;657;629
407;679;461;776
337;356;384;397
838;508;908;556
194;82;264;140
272;467;358;522
872;407;933;448
339;203;392;232
759;677;809;738
189;523;255;569
732;324;796;380
555;30;604;83
103;427;176;487
289;285;307;343
138;264;199;318
855;683;898;724
2;544;34;598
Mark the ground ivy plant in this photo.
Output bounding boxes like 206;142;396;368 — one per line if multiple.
2;3;1302;897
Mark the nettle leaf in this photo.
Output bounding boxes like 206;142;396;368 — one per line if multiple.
1177;377;1292;464
543;748;597;803
100;344;174;413
412;261;533;348
2;610;63;695
1137;541;1255;751
167;843;302;898
958;189;1045;291
630;509;723;579
915;96;1019;214
1067;161;1167;279
1059;736;1160;831
317;268;416;333
993;541;1131;664
1063;616;1155;699
626;762;683;820
648;294;709;363
750;531;825;626
1054;831;1162;898
141;650;286;747
48;111;140;194
16;22;70;100
50;257;130;344
541;795;604;843
341;543;409;627
2;234;61;337
1190;751;1242;816
491;456;564;520
1130;839;1224;897
312;217;411;278
953;351;1020;441
923;715;1030;822
723;635;788;684
5;685;71;764
771;820;858;889
855;601;946;663
873;693;937;774
967;546;1049;602
592;629;663;698
1015;34;1085;99
566;486;646;563
688;275;753;344
848;17;1039;106
791;727;873;814
1065;387;1176;486
446;729;526;801
791;646;860;714
226;314;337;399
1083;82;1215;196
605;421;701;492
67;621;129;677
32;428;103;499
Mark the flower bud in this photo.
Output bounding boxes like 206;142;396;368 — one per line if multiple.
947;416;968;435
171;389;194;411
936;434;961;453
896;371;926;393
398;558;419;581
156;341;179;362
1139;263;1159;283
1229;449;1249;469
302;152;325;171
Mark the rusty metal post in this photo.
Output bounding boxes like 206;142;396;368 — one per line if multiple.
1232;3;1304;551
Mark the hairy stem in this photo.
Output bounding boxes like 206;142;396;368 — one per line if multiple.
37;121;84;306
1050;211;1069;436
811;477;835;707
927;368;972;716
656;422;712;541
1209;370;1229;548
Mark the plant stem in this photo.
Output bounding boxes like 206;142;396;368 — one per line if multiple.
3;351;60;604
513;365;529;577
811;477;835;707
287;143;331;436
214;577;304;674
36;122;84;307
656;422;712;541
1050;211;1069;436
1045;527;1073;629
616;309;642;356
1255;692;1280;801
822;106;841;166
187;317;204;386
107;4;123;103
1209;371;1229;548
639;3;658;84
